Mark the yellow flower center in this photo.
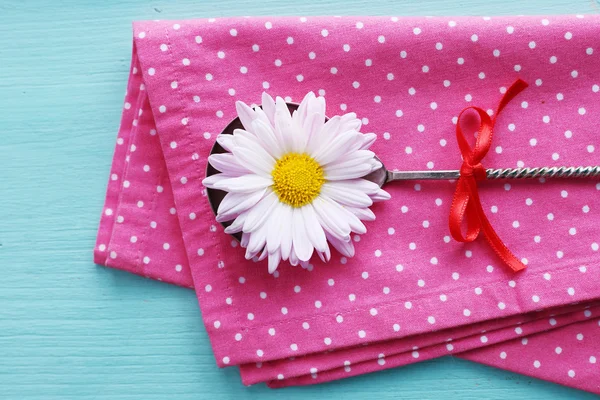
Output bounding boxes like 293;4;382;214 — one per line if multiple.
271;153;325;208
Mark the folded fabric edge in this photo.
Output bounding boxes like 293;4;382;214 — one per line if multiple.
267;311;600;389
242;303;599;385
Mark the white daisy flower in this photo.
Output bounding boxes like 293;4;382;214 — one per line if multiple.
203;92;390;273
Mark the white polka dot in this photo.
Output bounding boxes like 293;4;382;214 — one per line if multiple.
578;107;586;115
256;350;263;357
514;327;523;335
532;295;540;303
321;29;328;37
413;27;421;35
463;309;471;317
568;370;575;378
358;330;366;338
506;26;514;34
534;360;541;368
550;56;557;64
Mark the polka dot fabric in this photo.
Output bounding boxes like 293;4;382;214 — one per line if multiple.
94;15;600;393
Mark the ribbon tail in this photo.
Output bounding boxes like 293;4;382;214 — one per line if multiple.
471;192;527;272
449;178;481;243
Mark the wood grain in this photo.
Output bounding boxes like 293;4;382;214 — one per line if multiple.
1;1;599;399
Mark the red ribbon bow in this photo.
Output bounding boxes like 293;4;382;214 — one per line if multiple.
449;79;529;272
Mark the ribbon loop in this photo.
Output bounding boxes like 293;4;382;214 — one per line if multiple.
449;79;529;272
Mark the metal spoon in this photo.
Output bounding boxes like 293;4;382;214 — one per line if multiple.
365;158;600;188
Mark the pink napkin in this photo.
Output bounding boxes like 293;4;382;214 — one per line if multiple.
95;15;600;393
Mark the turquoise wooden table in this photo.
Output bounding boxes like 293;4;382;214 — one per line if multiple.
1;1;599;399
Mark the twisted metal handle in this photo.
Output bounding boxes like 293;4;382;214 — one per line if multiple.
383;165;600;183
486;166;600;179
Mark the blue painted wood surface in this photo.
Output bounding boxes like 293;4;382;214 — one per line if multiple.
1;1;599;399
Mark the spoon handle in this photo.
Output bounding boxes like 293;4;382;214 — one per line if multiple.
387;166;600;181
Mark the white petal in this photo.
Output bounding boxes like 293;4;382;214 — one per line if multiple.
216;134;236;152
312;197;351;240
224;210;250;234
325;150;375;169
289;244;299;266
202;173;232;189
320;194;367;234
268;249;281;273
233;147;275;177
294;92;316;126
274;96;295;153
252;105;272;127
245;245;261;260
320;183;373;207
257;246;269;261
262;92;276;127
327;178;381;195
369;159;383;172
243;190;278;232
266;202;284;253
306;116;341;156
241;232;250;248
232;130;277;169
339;112;362;132
279;204;293;260
346;206;376;221
313;131;363;165
303;112;325;153
359;133;377;150
246;223;267;257
252;119;284;158
217;189;266;221
213;174;273;193
324;163;374;180
209;153;251;176
307;96;326;122
317;243;331;263
301;205;327;252
326;232;355;257
236;100;258;132
292;208;314;261
370;188;391;202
